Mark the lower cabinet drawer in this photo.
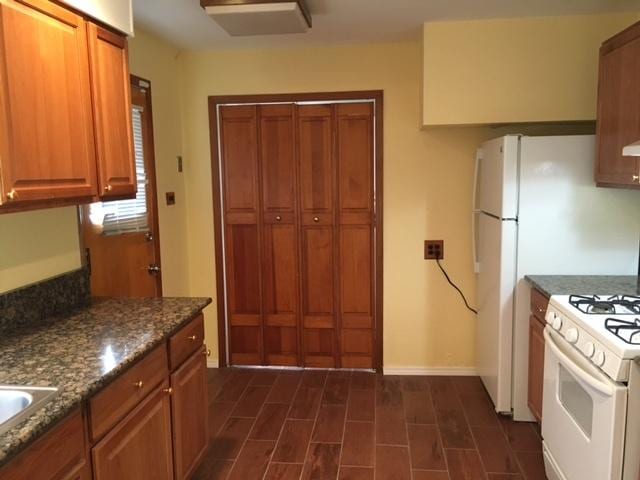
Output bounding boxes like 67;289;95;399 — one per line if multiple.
0;409;88;480
92;380;174;480
168;314;204;370
89;344;168;441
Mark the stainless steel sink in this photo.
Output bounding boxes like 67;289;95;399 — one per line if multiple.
0;386;58;434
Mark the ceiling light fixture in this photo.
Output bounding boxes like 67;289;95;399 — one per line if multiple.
200;0;312;36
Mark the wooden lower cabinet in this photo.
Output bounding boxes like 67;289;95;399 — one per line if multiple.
92;381;174;480
1;315;209;479
528;315;545;422
170;348;209;480
0;409;90;480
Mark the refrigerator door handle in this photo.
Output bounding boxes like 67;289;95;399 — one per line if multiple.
472;150;481;273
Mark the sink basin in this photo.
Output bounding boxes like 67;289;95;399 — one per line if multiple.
0;386;58;434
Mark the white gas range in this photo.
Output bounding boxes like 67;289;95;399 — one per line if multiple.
542;294;640;480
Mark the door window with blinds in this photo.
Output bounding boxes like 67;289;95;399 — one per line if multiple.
88;106;149;235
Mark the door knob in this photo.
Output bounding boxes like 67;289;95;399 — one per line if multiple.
633;175;639;182
147;264;160;274
104;185;113;192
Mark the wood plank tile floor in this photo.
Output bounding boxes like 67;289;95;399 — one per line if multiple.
194;369;547;480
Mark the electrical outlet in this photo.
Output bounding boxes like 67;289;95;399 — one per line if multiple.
424;240;444;260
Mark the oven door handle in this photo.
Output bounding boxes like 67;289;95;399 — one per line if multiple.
544;328;614;397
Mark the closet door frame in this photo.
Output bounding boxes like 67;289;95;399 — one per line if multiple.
208;91;384;372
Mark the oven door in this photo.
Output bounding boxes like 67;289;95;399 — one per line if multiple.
542;327;628;480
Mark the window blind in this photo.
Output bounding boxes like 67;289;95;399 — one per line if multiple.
89;106;149;235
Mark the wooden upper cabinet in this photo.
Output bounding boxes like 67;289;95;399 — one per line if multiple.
87;22;136;199
595;20;640;188
0;0;97;205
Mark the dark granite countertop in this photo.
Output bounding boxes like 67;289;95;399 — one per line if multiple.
0;296;211;467
525;275;640;298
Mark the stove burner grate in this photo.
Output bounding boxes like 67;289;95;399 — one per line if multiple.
605;318;640;345
569;294;640;315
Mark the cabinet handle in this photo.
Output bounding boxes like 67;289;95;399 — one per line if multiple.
6;189;17;201
188;335;197;341
163;387;173;395
133;380;143;389
203;347;211;357
276;215;282;221
104;185;113;192
313;216;319;222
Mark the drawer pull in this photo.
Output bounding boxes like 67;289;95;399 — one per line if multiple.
163;387;173;395
133;381;143;389
104;185;113;192
276;215;282;221
188;335;197;341
6;189;17;201
313;216;319;222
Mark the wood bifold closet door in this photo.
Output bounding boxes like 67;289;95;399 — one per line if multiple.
219;102;375;369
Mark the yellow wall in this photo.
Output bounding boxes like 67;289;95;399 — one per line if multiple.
423;13;638;126
0;207;81;293
180;40;493;369
128;29;190;296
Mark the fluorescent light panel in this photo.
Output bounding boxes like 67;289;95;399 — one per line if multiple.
205;2;309;36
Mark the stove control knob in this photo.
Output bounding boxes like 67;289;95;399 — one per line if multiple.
552;316;563;331
565;328;579;344
545;310;556;323
583;342;595;358
593;351;606;367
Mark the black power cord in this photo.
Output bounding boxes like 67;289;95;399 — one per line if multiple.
436;258;478;314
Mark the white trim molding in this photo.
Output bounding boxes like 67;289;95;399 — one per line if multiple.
383;366;477;376
207;358;220;369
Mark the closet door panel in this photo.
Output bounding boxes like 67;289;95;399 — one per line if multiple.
337;103;374;369
298;105;337;368
220;105;262;365
340;226;372;329
259;105;299;366
221;105;259;213
298;106;333;212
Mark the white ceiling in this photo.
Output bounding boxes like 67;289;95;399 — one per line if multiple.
132;0;639;50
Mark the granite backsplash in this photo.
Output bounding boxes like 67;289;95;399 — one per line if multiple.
0;268;90;334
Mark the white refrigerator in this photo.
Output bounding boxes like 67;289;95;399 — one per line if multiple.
474;134;640;419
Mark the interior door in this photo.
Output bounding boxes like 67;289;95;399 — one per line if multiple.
220;105;263;365
218;98;377;369
82;76;161;297
260;105;300;366
297;104;338;368
336;103;375;369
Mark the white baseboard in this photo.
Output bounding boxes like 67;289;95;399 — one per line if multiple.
383;366;477;376
207;358;220;368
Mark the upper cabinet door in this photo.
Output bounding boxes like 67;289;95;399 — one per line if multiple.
58;0;133;36
0;0;97;205
87;22;136;199
595;22;640;189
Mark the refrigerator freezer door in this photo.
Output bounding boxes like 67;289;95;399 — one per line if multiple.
476;213;517;413
476;136;519;219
